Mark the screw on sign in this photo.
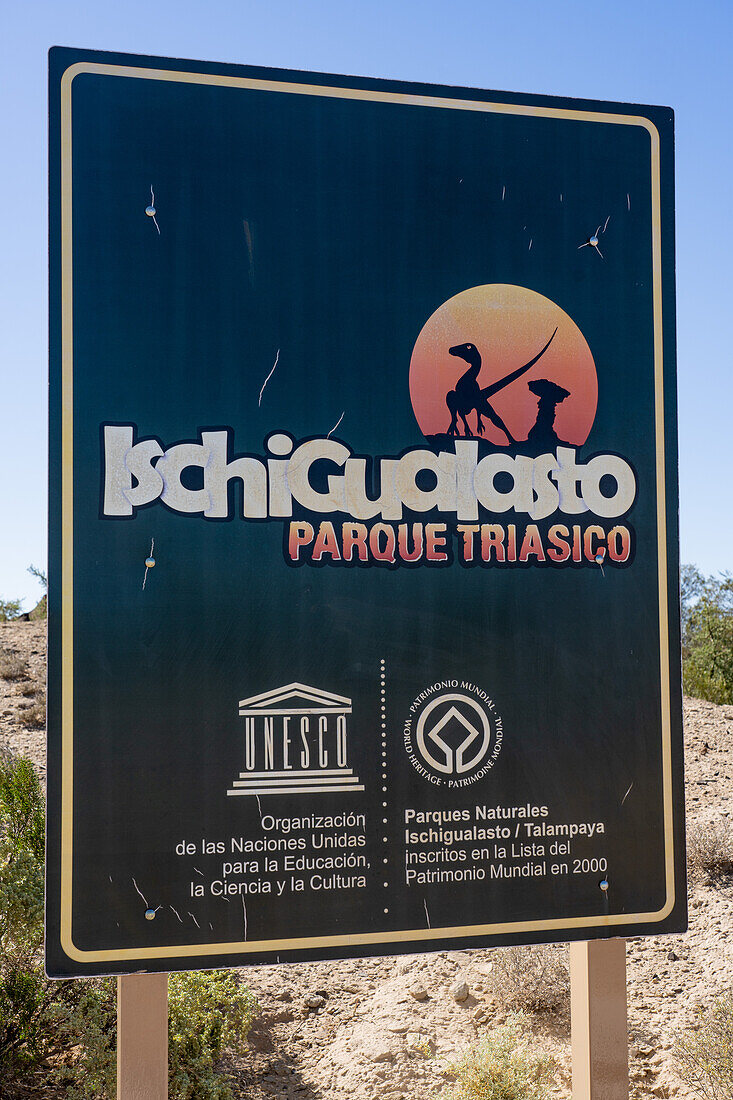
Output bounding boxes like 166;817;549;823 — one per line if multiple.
145;185;160;234
142;538;155;590
578;215;610;259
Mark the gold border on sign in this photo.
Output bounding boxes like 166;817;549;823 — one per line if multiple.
59;61;672;963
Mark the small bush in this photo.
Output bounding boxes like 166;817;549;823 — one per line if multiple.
445;1014;556;1100
0;599;24;623
0;647;29;681
0;755;45;873
673;991;733;1100
52;979;119;1099
0;755;50;1091
487;945;569;1013
21;696;46;730
681;568;733;705
53;970;257;1100
688;819;733;884
168;971;258;1099
0;754;258;1097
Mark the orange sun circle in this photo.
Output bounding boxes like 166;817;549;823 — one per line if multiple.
409;284;597;448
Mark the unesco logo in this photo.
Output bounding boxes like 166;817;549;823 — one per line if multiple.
403;682;503;788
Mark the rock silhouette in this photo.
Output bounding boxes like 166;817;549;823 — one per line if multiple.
526;378;571;450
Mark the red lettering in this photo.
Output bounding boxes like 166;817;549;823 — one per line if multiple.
312;521;341;561
288;521;314;561
369;523;396;563
425;523;448;561
342;523;368;562
519;524;545;562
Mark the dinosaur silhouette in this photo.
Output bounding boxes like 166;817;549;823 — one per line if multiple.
446;328;558;441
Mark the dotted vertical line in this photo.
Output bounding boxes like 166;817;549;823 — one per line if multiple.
380;658;389;914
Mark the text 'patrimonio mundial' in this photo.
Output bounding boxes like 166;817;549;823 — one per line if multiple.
102;426;638;567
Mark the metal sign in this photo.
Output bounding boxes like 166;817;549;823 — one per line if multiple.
47;46;685;977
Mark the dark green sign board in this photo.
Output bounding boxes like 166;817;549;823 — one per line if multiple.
47;46;685;977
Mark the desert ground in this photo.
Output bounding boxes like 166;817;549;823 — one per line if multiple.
2;617;731;1099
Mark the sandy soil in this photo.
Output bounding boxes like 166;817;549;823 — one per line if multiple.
2;618;731;1099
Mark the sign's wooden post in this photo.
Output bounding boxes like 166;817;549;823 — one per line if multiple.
570;939;628;1100
117;973;169;1100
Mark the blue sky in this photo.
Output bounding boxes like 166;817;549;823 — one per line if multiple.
1;0;731;608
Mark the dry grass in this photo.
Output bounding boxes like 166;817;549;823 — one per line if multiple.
0;647;28;682
688;819;733;884
487;945;569;1014
673;991;733;1100
21;696;46;730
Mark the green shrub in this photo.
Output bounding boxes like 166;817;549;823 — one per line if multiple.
673;992;733;1100
0;756;45;943
0;754;258;1098
52;970;257;1100
0;598;24;623
0;953;63;1084
52;979;119;1099
0;754;55;1092
681;567;733;705
168;971;258;1099
445;1015;556;1100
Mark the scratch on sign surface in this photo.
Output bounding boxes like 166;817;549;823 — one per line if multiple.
131;877;148;907
170;906;183;923
327;411;345;439
423;899;431;929
243;219;255;283
258;349;280;407
189;912;200;929
621;782;634;806
242;896;248;941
